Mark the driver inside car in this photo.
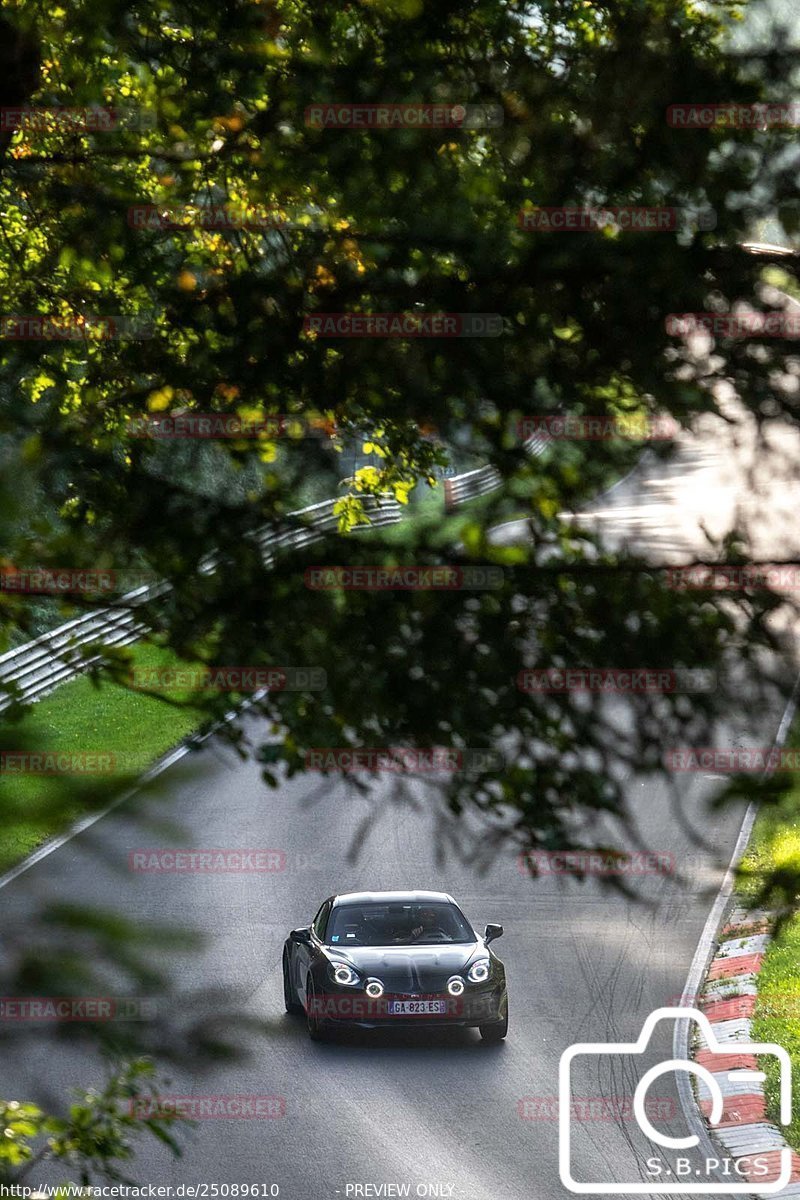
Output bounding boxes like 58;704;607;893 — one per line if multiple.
392;906;450;944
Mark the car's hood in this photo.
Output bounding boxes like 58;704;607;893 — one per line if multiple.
327;943;480;991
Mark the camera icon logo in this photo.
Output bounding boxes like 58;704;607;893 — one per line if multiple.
559;1006;792;1194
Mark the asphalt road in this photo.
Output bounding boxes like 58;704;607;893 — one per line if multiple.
3;405;800;1200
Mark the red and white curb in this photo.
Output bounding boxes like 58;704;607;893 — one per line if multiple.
691;905;800;1194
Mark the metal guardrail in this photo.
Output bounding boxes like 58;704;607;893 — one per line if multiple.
0;583;169;711
443;435;548;513
0;433;549;709
0;495;402;711
250;495;400;564
1;237;786;711
741;242;797;256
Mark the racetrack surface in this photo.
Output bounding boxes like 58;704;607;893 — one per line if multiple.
3;406;800;1199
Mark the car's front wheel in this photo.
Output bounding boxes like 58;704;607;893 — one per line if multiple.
480;998;508;1043
283;950;302;1014
305;975;326;1041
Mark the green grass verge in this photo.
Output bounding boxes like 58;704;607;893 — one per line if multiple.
0;642;205;873
0;438;646;874
736;722;800;1147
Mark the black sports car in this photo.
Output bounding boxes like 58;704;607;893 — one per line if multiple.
282;889;508;1042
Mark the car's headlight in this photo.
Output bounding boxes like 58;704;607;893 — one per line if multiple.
447;976;465;996
365;979;384;998
467;959;491;983
330;963;360;987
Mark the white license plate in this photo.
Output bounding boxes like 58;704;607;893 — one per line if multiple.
387;1000;447;1015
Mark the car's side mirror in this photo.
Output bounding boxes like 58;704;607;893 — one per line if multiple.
290;927;312;946
484;923;503;944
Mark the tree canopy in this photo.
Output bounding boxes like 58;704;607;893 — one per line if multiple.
1;0;799;858
4;0;800;1179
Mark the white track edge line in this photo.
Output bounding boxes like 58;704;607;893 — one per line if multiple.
0;688;269;892
673;670;800;1184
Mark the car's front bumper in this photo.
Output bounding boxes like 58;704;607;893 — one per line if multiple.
307;983;506;1029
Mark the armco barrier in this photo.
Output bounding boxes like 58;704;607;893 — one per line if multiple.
0;245;785;706
0;428;555;707
0;495;401;711
0;580;170;711
443;435;548;513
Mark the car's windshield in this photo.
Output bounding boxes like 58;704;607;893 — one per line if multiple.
325;901;474;946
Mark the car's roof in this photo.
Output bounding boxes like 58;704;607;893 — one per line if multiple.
331;890;455;907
